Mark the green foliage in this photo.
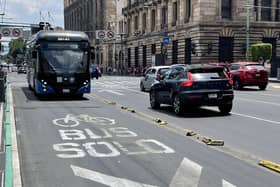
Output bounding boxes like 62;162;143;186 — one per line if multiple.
251;43;272;62
8;38;26;59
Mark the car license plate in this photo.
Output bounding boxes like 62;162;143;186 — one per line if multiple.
208;93;218;99
256;73;260;77
62;89;70;93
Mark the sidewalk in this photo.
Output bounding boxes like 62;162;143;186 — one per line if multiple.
269;77;280;83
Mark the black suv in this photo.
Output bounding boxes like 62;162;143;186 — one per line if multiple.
149;64;234;115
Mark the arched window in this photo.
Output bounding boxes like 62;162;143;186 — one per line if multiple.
222;0;232;19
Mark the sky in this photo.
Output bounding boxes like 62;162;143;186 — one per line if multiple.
2;0;64;27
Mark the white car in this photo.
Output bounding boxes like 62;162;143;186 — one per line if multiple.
140;66;170;91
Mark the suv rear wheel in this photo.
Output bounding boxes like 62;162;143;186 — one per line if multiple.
259;84;267;90
218;103;232;115
173;95;184;115
150;90;160;109
233;79;242;90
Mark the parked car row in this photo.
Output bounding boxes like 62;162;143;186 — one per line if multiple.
141;62;269;116
141;62;269;92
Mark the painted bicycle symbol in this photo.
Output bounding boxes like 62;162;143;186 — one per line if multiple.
53;114;116;128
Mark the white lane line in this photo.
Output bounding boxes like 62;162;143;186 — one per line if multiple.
0;103;3;149
222;179;237;187
238;98;280;107
8;85;22;187
1;171;4;187
232;112;280;125
170;158;202;187
98;89;124;96
260;93;280;98
237;92;280;98
71;165;158;187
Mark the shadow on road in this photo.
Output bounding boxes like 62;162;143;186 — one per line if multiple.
21;87;89;101
236;87;262;91
148;105;231;118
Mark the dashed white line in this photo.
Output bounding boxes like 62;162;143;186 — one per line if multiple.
0;103;3;150
1;171;4;187
231;112;280;125
238;98;280;107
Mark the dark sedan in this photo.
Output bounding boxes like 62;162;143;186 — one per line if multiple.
149;64;234;115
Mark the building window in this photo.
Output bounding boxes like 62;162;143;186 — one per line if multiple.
119;21;124;33
151;10;156;31
161;6;168;29
172;2;178;26
276;0;280;21
151;44;156;55
142;13;147;33
261;0;271;21
127;18;131;36
222;0;232;19
134;15;139;31
135;47;139;67
185;0;191;22
254;0;259;21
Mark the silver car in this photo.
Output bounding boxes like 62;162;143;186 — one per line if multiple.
140;66;170;91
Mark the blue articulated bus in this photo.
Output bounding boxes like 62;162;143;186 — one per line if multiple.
26;30;91;97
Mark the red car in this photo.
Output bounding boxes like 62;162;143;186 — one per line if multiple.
229;62;268;90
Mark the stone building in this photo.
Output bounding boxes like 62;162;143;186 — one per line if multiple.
122;0;280;74
64;0;123;68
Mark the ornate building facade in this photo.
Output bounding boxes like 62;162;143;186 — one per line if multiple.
64;0;125;68
123;0;280;75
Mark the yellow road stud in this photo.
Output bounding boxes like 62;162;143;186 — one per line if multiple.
259;160;280;173
121;106;128;110
159;120;168;125
186;131;197;136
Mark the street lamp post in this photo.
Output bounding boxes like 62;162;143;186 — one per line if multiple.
246;0;250;55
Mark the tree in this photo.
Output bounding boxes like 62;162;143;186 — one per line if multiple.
8;38;27;64
250;43;272;63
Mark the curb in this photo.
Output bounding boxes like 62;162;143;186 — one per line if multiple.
269;79;280;83
4;83;22;187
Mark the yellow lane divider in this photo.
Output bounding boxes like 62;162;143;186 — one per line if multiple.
186;130;197;137
154;118;168;125
259;160;280;173
202;136;225;146
98;96;224;147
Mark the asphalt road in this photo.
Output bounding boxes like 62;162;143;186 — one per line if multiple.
7;73;280;187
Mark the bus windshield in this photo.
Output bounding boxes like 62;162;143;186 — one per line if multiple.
39;42;89;73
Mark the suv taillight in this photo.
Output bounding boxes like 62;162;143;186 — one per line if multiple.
224;71;233;86
156;73;161;79
181;72;193;87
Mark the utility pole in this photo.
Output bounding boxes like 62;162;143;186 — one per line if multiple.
163;0;168;65
246;0;250;55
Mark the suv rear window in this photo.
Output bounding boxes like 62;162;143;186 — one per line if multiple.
158;68;170;75
245;65;265;70
191;72;226;80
